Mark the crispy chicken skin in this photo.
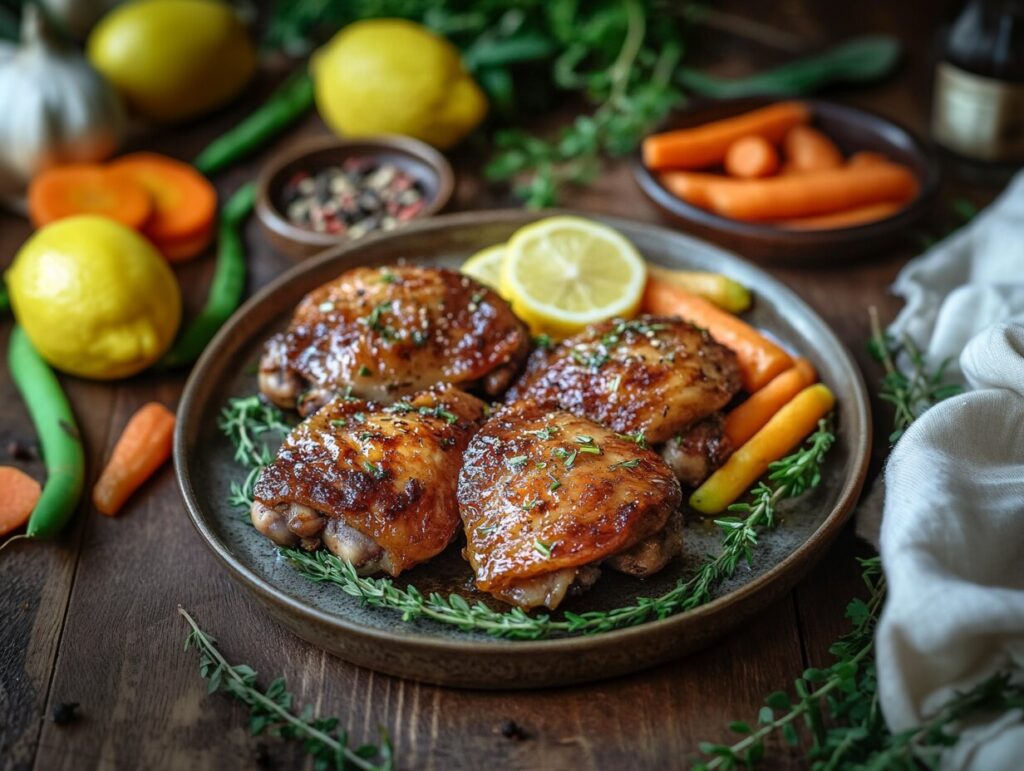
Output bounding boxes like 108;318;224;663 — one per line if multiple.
457;404;683;610
251;384;487;576
506;316;741;445
260;265;529;414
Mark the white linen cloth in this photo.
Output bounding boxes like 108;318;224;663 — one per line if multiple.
855;172;1024;768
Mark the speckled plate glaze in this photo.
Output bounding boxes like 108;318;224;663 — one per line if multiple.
175;210;871;689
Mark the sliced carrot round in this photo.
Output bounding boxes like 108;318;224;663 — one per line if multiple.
154;222;215;262
0;466;43;536
28;164;153;230
109;153;217;246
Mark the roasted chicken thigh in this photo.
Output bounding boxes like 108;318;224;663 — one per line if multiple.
507;316;742;485
251;384;487;576
260;265;529;415
458;404;683;610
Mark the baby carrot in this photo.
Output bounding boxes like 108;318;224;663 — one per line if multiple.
93;402;176;516
646;265;752;314
704;162;919;222
642;279;793;392
848;150;888;167
782;125;843;173
779;201;904;230
658;171;730;209
643;101;809;171
724;135;780;179
723;358;816;448
0;467;43;536
690;383;836;515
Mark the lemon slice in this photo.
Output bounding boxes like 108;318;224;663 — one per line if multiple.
460;243;506;293
501;216;647;337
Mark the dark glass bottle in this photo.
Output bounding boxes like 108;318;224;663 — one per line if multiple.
932;0;1024;164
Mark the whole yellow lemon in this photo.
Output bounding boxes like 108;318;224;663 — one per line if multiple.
87;0;256;123
6;216;182;379
311;19;487;149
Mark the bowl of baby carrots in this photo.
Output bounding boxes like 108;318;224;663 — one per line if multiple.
634;98;939;263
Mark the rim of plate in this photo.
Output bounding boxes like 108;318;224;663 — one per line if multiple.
174;208;872;655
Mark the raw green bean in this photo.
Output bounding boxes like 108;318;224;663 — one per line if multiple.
193;71;315;176
7;326;85;539
676;35;902;99
156;183;256;370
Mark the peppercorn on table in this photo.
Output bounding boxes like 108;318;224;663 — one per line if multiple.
0;3;990;769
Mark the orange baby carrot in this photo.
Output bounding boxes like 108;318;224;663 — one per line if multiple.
782;125;843;173
642;101;810;171
724;358;817;448
658;171;732;209
28;164;153;229
690;383;836;515
848;150;889;168
92;402;176;516
0;467;43;536
704;162;919;222
642;279;794;392
109;153;217;261
779;201;905;230
724;135;780;179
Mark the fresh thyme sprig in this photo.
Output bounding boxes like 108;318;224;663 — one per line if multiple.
219;395;291;468
868;306;962;442
179;607;393;771
282;419;835;640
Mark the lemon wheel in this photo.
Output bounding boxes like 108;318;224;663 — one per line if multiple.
500;217;647;337
460;243;506;295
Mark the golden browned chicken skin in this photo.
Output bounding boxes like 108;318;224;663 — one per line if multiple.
252;384;487;576
507;316;741;444
458;404;683;610
260;265;529;415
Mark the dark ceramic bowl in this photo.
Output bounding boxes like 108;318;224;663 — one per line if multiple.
633;98;941;263
175;210;872;690
256;135;455;259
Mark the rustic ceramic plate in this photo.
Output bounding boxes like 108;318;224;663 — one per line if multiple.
175;210;871;689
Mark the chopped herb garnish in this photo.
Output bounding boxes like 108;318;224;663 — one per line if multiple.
609;458;642;470
521;499;540;511
577;445;602;455
361;460;386;479
411;329;428;347
609;374;622;392
468;290;486;310
571;348;610;370
330;418;347;428
533;333;553;350
617;431;648;449
508;455;529;469
358;431;373;441
379;271;397;284
558;448;579;469
384;401;414;415
477;524;497;535
547;473;561;492
533;540;553;558
365;300;393;331
353;412;366;423
574;435;593;444
418;405;458;425
529;426;559;440
535;461;547;469
357;365;373;377
339;386;357;402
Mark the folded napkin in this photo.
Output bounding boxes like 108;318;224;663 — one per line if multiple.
856;172;1024;768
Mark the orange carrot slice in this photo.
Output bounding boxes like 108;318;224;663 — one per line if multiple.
779;201;905;230
703;162;919;222
642;279;794;392
724;135;780;179
152;221;215;262
690;383;836;514
109;153;217;258
642;102;809;171
28;164;153;229
724;358;817;448
0;467;43;536
92;402;176;517
782;125;843;174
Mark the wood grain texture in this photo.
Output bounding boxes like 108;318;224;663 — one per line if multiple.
0;2;991;770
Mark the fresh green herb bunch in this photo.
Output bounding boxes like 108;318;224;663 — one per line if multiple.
180;607;393;771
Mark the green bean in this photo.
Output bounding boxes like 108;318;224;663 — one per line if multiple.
7;326;85;539
156;183;256;370
0;281;9;314
676;36;902;99
194;71;315;176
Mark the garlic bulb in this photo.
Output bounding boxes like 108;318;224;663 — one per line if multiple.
0;6;124;196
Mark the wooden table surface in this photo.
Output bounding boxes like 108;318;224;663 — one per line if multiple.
0;3;985;770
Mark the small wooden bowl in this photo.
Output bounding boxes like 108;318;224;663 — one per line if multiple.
256;135;455;259
633;98;941;264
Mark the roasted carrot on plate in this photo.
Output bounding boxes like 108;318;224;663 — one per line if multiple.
782;124;843;174
643;101;809;171
690;383;836;515
0;466;42;536
645;264;751;314
93;402;176;516
28;164;153;229
724;135;780;179
643;278;793;392
723;358;817;448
